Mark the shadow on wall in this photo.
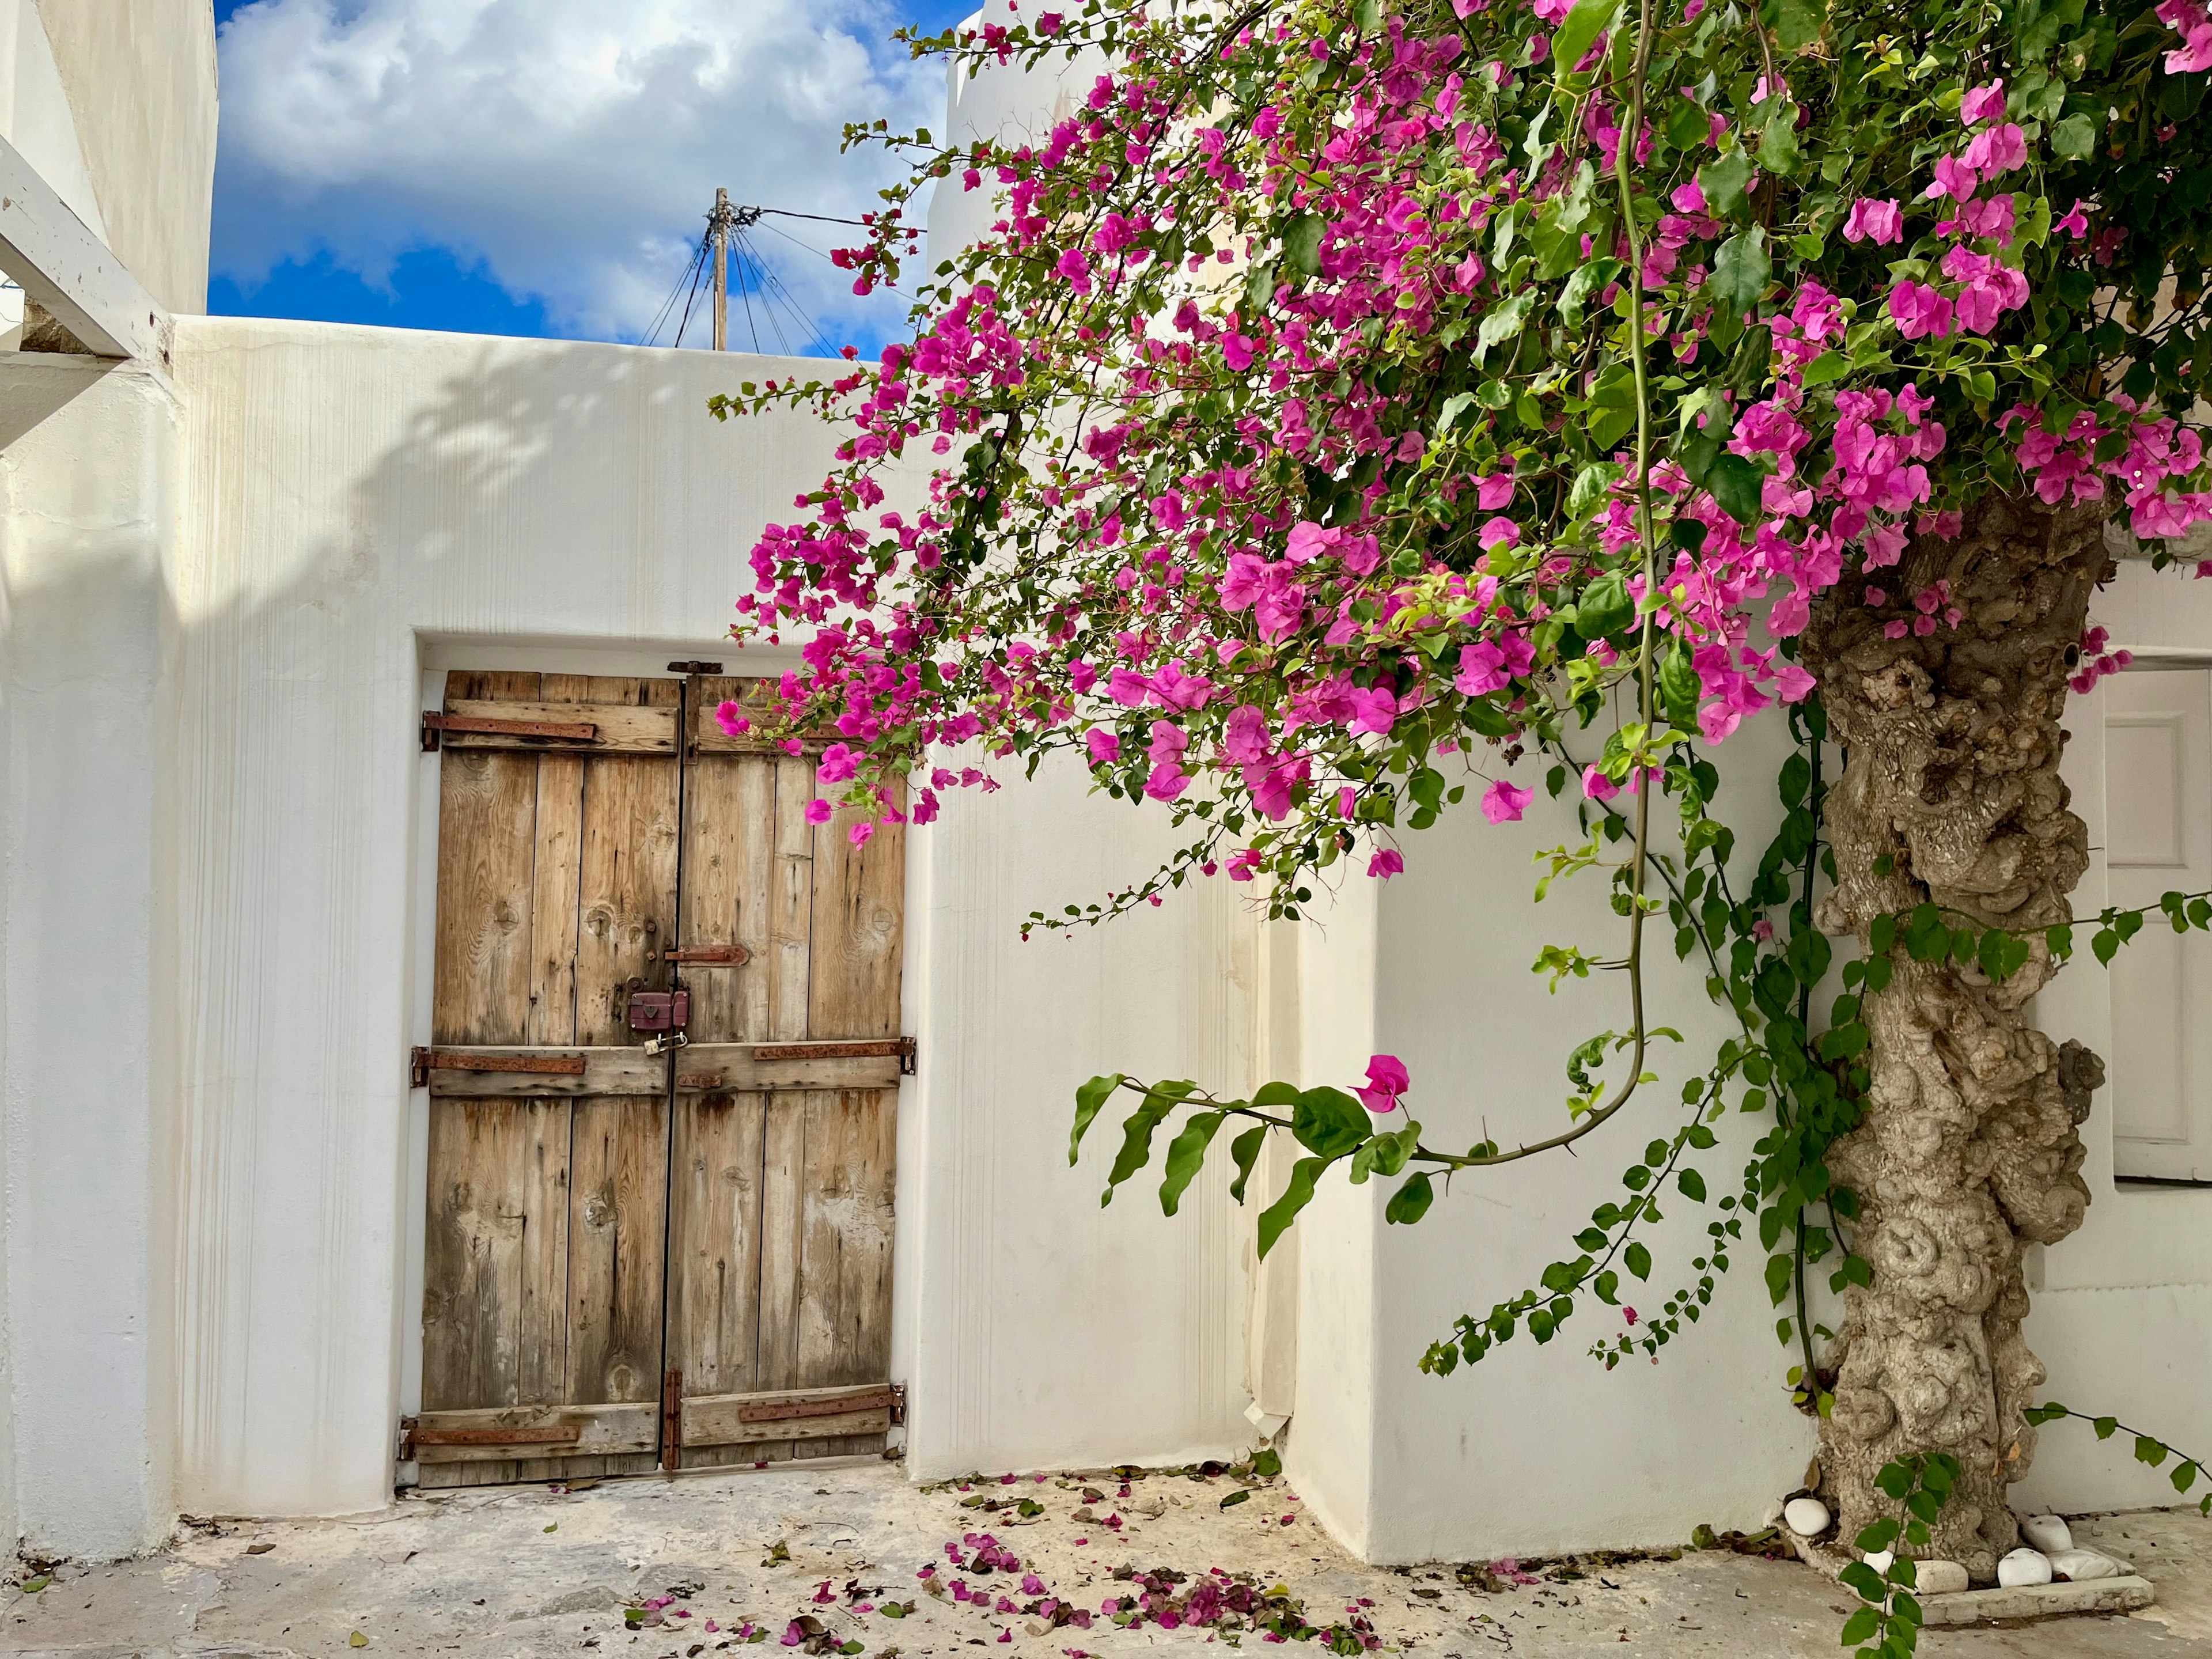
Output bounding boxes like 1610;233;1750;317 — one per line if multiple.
159;324;847;1522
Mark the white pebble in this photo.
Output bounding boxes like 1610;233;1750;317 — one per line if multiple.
2048;1548;2120;1582
1998;1548;2054;1588
2020;1514;2073;1554
1916;1560;1971;1594
1860;1550;1894;1577
1783;1496;1831;1537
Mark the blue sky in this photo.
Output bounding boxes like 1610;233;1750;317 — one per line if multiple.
207;0;983;355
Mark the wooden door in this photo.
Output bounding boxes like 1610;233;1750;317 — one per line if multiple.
409;671;906;1485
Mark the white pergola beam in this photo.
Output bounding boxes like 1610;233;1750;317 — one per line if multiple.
0;132;166;362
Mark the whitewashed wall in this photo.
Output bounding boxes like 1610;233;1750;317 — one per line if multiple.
2019;557;2212;1516
147;316;1253;1529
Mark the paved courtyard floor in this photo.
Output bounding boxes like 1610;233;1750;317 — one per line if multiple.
9;1456;2212;1657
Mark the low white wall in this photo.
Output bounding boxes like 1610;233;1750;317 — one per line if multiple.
0;354;183;1559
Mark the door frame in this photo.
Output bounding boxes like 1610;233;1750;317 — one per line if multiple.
396;637;810;1485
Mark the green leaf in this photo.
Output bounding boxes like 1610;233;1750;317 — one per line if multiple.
1559;257;1623;332
1386;1171;1435;1225
1475;290;1535;366
1759;100;1802;177
1073;1074;1126;1164
1839;1607;1881;1644
1257;1155;1329;1258
1709;229;1771;315
1285;213;1325;278
1437;391;1479;436
1228;1123;1270;1204
1697;151;1755;218
1578;572;1634;639
1253;1447;1283;1476
1160;1111;1228;1216
1551;0;1624;77
1706;453;1765;523
1771;0;1825;48
1103;1085;1193;1203
1221;1488;1252;1509
1626;1240;1653;1279
2051;112;2097;158
1766;1252;1796;1305
1293;1086;1369;1158
1679;1168;1707;1202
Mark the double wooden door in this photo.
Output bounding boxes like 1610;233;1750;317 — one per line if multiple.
408;670;905;1485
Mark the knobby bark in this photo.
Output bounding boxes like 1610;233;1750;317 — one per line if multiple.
1801;492;2112;1581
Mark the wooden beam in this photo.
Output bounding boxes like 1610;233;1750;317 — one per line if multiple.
0;134;167;363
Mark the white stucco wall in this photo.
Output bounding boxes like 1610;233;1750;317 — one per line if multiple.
146;315;1251;1526
0;353;183;1559
29;0;217;313
2017;558;2212;1516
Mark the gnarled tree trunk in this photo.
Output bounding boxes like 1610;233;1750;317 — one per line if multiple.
1802;493;2112;1581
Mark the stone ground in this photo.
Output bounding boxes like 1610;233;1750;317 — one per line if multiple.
8;1456;2212;1658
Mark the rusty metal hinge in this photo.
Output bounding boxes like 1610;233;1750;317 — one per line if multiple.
889;1384;907;1427
397;1415;418;1462
661;1369;684;1472
667;660;725;675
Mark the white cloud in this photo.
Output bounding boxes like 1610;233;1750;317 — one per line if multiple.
213;0;942;344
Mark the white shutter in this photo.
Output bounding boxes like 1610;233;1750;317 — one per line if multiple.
2104;667;2212;1180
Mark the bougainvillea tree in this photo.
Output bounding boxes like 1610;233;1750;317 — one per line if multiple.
715;0;2212;1588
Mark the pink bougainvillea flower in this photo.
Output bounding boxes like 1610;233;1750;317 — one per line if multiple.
1581;764;1620;801
714;700;751;738
1888;280;1956;340
1085;728;1121;766
1959;79;2007;123
1474;469;1517;510
817;743;859;784
1356;1054;1410;1113
1842;197;1903;245
1481;778;1533;823
850;820;876;847
1368;849;1404;880
804;798;835;825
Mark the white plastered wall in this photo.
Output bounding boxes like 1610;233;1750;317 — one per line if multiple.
0;353;183;1560
145;315;1251;1527
2015;556;2212;1516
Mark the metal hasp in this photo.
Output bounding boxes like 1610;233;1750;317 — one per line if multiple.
666;660;725;675
661;945;751;966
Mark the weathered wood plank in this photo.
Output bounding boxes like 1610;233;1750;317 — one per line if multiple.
426;1044;901;1097
809;787;905;1040
574;680;683;1044
797;1090;898;1386
431;671;541;1047
768;759;817;1043
688;675;835;754
755;1089;808;1411
408;1400;657;1464
525;694;588;1044
668;1090;767;1402
567;1098;669;1413
683;1397;890;1449
674;1046;902;1094
426;1047;665;1098
682;703;775;1043
420;1099;570;1412
438;699;680;753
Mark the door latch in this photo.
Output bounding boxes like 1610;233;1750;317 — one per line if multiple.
628;987;690;1055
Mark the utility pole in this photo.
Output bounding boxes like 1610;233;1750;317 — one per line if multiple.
710;187;733;351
